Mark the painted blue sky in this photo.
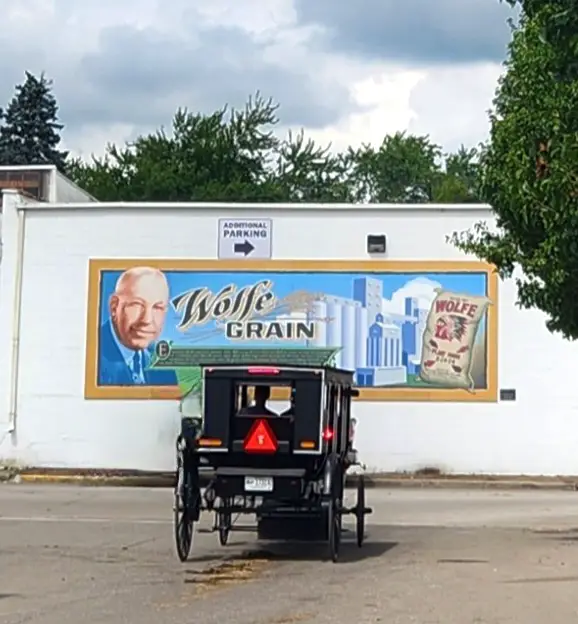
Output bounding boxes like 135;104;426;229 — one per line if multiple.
98;269;489;348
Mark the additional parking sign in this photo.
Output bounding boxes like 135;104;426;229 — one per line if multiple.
218;218;272;259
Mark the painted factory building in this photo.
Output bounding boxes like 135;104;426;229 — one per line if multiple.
0;190;574;476
263;279;427;386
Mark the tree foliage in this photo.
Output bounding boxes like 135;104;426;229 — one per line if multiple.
0;72;484;206
0;71;68;171
350;132;442;202
435;146;481;203
350;134;481;203
68;95;482;205
68;94;357;203
450;0;578;338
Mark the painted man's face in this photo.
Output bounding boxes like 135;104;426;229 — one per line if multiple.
110;271;169;350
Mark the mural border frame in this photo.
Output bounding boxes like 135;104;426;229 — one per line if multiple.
84;259;498;402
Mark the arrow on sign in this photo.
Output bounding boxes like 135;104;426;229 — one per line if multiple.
234;240;255;256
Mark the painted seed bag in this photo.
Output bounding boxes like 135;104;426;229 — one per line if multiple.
419;289;491;390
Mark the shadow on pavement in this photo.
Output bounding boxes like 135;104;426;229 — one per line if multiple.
244;539;398;564
187;538;397;565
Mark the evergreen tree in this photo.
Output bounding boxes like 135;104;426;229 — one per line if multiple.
0;71;68;171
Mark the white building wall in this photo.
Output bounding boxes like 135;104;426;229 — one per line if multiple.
1;199;577;475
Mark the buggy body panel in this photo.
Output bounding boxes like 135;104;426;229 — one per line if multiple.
199;365;327;455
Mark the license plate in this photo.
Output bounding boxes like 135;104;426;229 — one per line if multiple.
244;476;273;492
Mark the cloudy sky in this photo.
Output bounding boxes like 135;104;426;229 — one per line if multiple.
2;0;517;160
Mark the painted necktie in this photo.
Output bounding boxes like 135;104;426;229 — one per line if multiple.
132;350;143;383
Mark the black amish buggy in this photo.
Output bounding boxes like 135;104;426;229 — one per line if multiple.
173;361;372;563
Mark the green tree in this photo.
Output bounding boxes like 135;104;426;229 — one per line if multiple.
68;92;482;205
349;131;443;202
449;1;578;338
274;130;355;202
433;145;482;203
0;71;68;171
347;132;480;203
69;94;356;203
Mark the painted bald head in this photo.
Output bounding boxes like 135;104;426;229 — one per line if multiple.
109;267;169;350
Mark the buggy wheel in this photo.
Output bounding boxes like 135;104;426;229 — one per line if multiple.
174;442;198;562
174;489;194;561
327;497;341;563
355;475;366;547
217;498;232;546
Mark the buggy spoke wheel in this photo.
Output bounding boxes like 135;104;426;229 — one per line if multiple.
328;498;341;563
174;490;194;561
355;475;365;547
174;446;196;562
217;499;232;546
218;513;231;545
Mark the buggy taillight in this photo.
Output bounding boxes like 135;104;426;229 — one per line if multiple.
322;427;334;440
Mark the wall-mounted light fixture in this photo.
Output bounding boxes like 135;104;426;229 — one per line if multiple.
367;234;386;254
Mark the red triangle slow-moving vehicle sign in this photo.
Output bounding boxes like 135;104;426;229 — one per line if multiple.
243;419;278;453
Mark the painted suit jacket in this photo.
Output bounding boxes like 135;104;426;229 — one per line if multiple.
97;320;178;386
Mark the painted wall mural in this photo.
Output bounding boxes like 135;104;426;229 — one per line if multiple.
84;260;498;401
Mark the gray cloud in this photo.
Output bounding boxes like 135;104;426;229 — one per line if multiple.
294;0;518;65
408;64;502;152
0;0;512;157
0;41;45;111
0;7;360;155
64;22;357;133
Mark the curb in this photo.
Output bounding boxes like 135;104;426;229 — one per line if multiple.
4;470;578;491
16;474;175;487
13;471;177;488
361;478;578;491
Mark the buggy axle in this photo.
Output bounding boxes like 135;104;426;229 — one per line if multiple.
198;525;257;534
342;506;373;516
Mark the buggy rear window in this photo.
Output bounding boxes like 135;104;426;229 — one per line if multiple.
233;381;293;413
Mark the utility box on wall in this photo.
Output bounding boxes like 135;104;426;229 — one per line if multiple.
367;234;387;254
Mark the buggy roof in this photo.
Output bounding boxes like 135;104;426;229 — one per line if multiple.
203;363;334;372
201;361;356;380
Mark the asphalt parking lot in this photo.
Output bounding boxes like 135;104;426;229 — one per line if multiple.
4;485;578;623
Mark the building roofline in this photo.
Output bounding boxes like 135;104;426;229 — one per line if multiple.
0;164;56;171
13;201;494;212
